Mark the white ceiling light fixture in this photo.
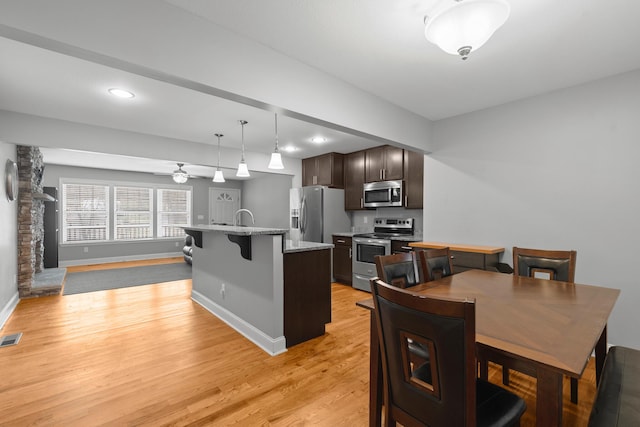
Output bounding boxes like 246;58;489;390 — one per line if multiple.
236;120;250;177
107;88;135;98
311;136;326;144
172;163;189;184
424;0;510;60
213;133;225;183
268;113;285;170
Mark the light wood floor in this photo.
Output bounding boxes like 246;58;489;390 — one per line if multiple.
0;260;596;426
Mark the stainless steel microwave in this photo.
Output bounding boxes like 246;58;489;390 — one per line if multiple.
363;180;403;208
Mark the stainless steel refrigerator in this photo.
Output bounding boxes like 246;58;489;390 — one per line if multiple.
290;186;351;243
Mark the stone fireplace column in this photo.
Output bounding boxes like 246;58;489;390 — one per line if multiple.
16;145;58;298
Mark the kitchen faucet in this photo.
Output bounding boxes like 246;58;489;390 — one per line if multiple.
233;209;255;227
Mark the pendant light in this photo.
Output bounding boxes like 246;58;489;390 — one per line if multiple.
236;120;250;177
268;113;285;170
212;133;225;182
172;163;189;184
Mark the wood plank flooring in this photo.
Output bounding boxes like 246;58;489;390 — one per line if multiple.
0;260;596;426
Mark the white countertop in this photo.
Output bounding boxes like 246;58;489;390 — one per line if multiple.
184;224;288;236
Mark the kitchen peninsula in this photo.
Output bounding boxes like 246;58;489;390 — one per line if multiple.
184;225;333;355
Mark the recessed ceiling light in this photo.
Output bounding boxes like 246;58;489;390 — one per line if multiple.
311;136;326;144
282;145;298;152
108;88;135;99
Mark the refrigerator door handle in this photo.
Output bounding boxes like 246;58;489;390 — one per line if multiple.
300;194;307;235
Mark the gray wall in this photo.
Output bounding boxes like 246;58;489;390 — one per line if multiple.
0;141;18;328
425;69;640;350
241;174;292;229
42;164;242;265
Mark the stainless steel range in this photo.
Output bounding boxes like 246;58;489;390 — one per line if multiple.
352;218;414;292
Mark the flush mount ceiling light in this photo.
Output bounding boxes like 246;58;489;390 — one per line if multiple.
282;145;298;153
236;120;250;177
107;88;135;98
424;0;510;60
268;113;285;170
172;163;189;184
213;133;225;183
311;136;326;144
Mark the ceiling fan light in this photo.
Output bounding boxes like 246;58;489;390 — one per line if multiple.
425;0;510;59
268;152;284;169
212;169;225;182
172;163;189;184
236;161;250;177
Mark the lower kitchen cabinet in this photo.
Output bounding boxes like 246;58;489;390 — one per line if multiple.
332;235;352;285
409;242;504;274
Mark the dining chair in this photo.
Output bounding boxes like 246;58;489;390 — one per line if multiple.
374;252;429;364
506;246;579;403
370;278;526;427
374;252;423;289
419;247;454;282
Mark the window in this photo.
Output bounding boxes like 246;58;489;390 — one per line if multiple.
114;186;153;240
157;188;191;238
62;183;109;243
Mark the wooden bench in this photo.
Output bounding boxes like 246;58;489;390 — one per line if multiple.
588;346;640;426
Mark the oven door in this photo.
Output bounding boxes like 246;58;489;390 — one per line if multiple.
352;237;391;291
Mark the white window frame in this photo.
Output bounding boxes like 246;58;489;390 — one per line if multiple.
60;178;192;244
114;185;154;241
61;181;110;243
157;187;192;238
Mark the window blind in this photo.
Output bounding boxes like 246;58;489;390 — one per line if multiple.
62;183;109;243
157;188;191;238
114;186;153;240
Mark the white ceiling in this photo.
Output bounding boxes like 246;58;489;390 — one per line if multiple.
2;0;639;178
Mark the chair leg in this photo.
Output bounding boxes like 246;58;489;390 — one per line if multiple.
502;367;510;386
570;377;578;404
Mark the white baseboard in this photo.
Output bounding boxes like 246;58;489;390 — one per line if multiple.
0;292;20;331
59;252;182;267
191;290;287;356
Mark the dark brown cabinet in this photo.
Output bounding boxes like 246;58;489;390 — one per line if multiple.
365;145;404;183
302;152;344;188
344;151;365;210
409;242;504;275
391;240;417;254
403;149;424;209
449;251;500;274
332;235;352;285
284;248;332;347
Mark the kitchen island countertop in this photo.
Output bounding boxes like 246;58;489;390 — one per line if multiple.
184;224;288;236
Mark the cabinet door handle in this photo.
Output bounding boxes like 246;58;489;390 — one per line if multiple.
349;248;352;258
401;246;412;251
360;198;363;209
405;195;408;206
337;239;345;243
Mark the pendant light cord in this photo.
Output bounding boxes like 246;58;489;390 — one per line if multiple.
274;113;279;153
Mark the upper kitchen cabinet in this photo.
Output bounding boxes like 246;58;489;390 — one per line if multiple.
403;149;424;209
365;145;404;183
302;153;344;188
344;150;366;210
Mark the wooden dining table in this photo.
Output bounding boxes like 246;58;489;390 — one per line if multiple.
357;269;620;427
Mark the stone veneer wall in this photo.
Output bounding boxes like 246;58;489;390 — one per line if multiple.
17;145;55;297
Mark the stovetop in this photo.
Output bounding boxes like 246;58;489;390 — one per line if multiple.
353;217;415;240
